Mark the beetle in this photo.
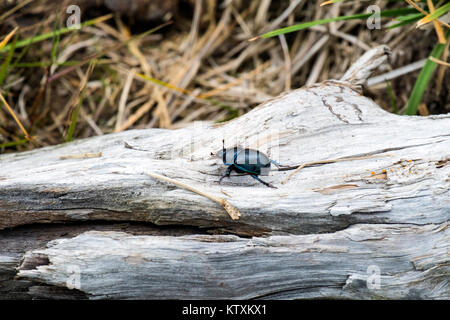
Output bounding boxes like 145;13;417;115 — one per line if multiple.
214;140;280;188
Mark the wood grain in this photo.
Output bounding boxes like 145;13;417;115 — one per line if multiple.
1;46;448;299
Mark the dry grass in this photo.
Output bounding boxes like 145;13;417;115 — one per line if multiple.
0;0;449;152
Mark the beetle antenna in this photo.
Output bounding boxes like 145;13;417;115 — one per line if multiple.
222;139;226;163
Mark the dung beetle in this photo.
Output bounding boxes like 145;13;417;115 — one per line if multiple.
214;140;280;188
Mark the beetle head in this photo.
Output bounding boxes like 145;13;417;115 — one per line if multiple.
214;140;243;164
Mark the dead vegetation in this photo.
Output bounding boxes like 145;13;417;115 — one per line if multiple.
0;0;449;152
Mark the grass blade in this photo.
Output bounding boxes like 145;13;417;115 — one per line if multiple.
14;60;81;68
320;0;346;6
404;30;449;115
136;72;239;121
388;13;424;29
47;21;172;84
66;60;96;142
417;2;450;27
0;92;31;141
426;0;446;44
0;138;28;149
50;13;61;64
12;27;41;68
385;80;398;114
253;8;417;39
0;27;18;50
0;34;17;85
395;13;424;21
0;14;113;53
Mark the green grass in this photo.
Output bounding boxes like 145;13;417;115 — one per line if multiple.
255;2;450;116
388;12;424;29
12;28;40;68
404;30;449;115
0;14;113;53
385;80;398;114
13;60;81;68
419;2;450;24
0;34;17;85
65;60;96;142
50;13;61;66
256;8;417;39
0;138;28;149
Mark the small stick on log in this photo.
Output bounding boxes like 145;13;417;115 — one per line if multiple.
146;172;241;220
59;152;103;160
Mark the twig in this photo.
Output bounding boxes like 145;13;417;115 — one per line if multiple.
59;152;102;160
146;172;241;220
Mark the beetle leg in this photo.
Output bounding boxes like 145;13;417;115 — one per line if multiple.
250;175;277;189
218;166;233;184
270;159;281;168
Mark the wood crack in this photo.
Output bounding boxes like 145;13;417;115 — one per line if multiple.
322;97;349;124
351;103;363;121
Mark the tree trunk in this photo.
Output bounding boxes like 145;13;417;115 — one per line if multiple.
0;46;448;299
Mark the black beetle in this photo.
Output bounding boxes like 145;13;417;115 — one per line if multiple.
214;140;280;188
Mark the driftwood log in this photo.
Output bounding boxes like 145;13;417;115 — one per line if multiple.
0;46;449;299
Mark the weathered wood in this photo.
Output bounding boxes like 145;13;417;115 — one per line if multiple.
0;46;448;235
0;46;449;299
16;223;449;299
0;222;203;299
